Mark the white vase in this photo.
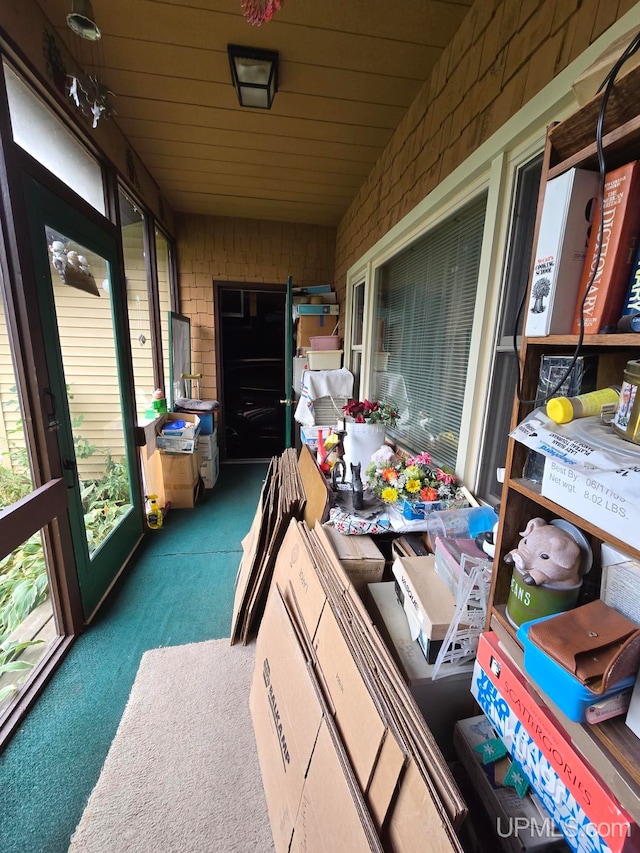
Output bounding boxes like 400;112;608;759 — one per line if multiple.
343;422;386;483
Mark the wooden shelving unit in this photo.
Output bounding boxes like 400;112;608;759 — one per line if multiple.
488;62;640;821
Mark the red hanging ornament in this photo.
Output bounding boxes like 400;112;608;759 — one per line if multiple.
241;0;284;26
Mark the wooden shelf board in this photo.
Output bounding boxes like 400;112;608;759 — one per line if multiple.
525;334;640;347
509;478;640;563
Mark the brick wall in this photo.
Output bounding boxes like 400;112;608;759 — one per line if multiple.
175;214;336;401
333;0;637;303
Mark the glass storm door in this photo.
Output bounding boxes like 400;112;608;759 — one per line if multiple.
25;178;143;618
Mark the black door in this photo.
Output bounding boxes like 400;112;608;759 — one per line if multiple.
218;286;286;460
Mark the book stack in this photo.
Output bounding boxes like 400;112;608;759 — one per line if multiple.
527;160;640;336
572;161;640;335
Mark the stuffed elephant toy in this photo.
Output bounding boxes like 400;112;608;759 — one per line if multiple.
504;517;581;588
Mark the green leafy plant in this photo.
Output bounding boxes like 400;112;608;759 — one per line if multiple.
0;638;44;704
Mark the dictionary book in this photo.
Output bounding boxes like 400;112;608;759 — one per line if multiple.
571;160;640;335
525;167;598;336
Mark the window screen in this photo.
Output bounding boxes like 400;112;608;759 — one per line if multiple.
373;194;487;469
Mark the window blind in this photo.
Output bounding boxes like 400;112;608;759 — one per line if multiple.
373;194;487;469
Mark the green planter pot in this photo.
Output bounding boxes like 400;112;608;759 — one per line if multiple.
505;567;582;628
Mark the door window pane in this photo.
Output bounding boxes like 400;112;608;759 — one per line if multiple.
373;195;487;469
3;63;105;215
155;230;173;404
45;227;133;555
119;191;155;420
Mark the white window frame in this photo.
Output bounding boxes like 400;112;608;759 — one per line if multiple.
343;6;640;490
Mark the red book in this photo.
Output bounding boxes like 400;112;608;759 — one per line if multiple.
571;161;640;334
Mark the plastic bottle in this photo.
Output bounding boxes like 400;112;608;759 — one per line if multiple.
546;386;620;424
145;494;163;529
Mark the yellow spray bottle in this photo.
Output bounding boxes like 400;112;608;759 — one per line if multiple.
145;494;163;529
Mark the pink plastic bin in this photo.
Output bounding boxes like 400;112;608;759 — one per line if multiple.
309;335;341;350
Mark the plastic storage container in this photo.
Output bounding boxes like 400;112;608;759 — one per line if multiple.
309;335;341;350
307;350;343;370
517;615;636;722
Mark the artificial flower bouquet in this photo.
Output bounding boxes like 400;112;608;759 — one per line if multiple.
342;399;399;427
365;450;460;519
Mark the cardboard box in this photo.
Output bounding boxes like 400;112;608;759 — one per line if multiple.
471;631;637;852
320;525;385;594
196;431;217;462
541;459;640;550
454;716;564;853
160;412;200;439
296;315;338;349
199;447;219;489
160;451;199;508
391;555;457;644
155;412;201;453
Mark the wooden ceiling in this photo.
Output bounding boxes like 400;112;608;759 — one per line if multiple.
46;0;473;226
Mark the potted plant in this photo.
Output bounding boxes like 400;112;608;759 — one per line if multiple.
341;399;399;481
366;450;460;519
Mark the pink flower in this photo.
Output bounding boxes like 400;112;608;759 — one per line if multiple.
407;451;432;467
436;469;455;484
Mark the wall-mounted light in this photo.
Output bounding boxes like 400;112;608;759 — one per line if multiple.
67;0;101;40
227;44;279;109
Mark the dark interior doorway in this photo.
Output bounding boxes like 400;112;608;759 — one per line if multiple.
216;283;287;461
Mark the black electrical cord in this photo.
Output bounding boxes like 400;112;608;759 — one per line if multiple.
514;29;640;407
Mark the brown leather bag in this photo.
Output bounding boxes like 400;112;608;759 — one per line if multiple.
527;599;640;694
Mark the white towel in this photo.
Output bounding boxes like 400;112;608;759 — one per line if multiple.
294;367;354;426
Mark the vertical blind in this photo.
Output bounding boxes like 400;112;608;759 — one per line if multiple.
374;194;487;469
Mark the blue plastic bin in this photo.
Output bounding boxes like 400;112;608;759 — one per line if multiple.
517;614;636;722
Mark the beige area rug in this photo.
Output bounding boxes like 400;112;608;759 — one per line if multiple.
68;639;274;853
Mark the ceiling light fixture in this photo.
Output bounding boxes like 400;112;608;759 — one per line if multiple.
66;0;101;40
227;44;279;109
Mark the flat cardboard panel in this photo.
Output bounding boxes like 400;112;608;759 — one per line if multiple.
383;759;462;853
290;720;382;853
313;602;387;791
271;520;327;641
250;586;325;853
297;445;331;528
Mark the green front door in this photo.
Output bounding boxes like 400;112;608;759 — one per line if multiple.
25;177;143;618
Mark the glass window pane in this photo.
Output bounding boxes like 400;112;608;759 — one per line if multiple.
476;154;543;504
3;63;105;215
155;230;173;404
1;283;59;711
373;195;487;469
351;282;365;346
119;191;155;420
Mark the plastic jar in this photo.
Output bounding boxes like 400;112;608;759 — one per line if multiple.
612;360;640;444
546;386;620;424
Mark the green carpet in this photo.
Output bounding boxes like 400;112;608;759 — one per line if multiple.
0;462;268;853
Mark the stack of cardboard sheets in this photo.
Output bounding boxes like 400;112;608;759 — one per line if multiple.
248;517;467;851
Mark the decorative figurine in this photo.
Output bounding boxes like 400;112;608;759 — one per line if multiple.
504;517;581;588
351;463;364;511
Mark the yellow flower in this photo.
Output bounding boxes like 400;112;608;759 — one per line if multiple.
405;465;421;478
405;478;421;494
381;487;398;503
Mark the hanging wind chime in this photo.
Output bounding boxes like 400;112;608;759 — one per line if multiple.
65;0;115;128
241;0;284;26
